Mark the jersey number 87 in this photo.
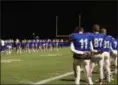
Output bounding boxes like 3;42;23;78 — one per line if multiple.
94;38;103;48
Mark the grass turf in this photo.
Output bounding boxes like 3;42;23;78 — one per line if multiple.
1;47;117;84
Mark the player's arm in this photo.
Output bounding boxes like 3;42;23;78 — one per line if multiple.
109;38;115;54
90;41;103;54
110;43;114;53
90;35;100;53
90;41;98;52
70;42;84;54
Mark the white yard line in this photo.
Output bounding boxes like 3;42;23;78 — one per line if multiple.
32;72;73;84
1;59;21;63
40;54;62;57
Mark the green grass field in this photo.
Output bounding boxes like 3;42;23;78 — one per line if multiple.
1;48;117;84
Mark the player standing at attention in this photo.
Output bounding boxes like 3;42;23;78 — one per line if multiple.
0;40;2;52
49;39;53;51
15;39;22;54
60;39;64;48
46;39;50;51
0;39;5;52
55;39;59;51
31;40;35;52
38;39;42;52
28;40;31;53
21;40;25;52
36;39;39;52
41;39;45;52
6;40;12;55
23;39;27;52
40;40;43;52
35;39;38;52
30;40;33;52
100;28;113;83
10;39;13;53
91;24;105;85
70;27;94;85
45;39;48;51
110;37;118;74
11;39;14;51
27;40;31;53
52;39;55;51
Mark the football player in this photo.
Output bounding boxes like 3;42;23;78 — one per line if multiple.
32;40;35;52
70;27;94;85
35;39;38;52
45;39;48;51
0;39;5;52
55;39;59;51
110;37;118;74
24;39;27;52
27;40;31;53
42;39;46;52
6;39;12;55
49;39;53;51
21;40;25;52
11;39;14;51
15;39;22;54
101;28;113;82
46;39;50;51
60;39;64;48
38;39;42;52
52;39;55;51
91;24;105;84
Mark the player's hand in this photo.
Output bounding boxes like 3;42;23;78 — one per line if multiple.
85;51;92;55
92;50;103;55
97;50;104;54
84;52;92;58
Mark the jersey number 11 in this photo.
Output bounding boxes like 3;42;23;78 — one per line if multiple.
79;39;88;49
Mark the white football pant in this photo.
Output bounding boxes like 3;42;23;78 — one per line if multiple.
111;50;117;74
91;53;104;81
73;58;93;85
103;52;111;82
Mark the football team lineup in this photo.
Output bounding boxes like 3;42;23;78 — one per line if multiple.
1;24;118;84
1;1;117;84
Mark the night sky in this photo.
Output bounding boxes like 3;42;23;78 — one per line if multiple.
1;1;117;39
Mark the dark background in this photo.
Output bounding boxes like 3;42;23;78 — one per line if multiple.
1;1;117;39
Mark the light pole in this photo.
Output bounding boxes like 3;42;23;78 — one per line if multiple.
79;14;81;27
